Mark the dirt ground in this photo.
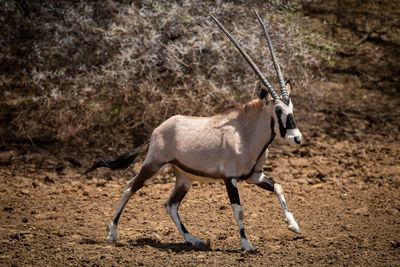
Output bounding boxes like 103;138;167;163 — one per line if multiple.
2;79;400;266
1;1;400;266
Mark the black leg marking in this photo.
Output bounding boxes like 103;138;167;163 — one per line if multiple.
239;228;246;239
180;222;189;234
113;212;121;225
166;184;189;205
281;200;290;212
255;175;275;192
224;178;241;205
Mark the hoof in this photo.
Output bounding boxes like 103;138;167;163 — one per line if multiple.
106;223;117;245
288;223;301;234
106;235;117;245
241;240;256;253
186;237;203;247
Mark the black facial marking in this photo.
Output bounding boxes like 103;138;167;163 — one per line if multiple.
275;107;282;117
286;114;297;130
275;107;286;137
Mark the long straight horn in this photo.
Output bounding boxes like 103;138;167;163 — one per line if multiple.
211;15;279;101
252;7;289;102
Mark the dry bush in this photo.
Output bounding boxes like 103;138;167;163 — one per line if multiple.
0;0;328;159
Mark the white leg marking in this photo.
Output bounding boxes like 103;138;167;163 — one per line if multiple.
232;204;244;226
231;178;238;188
232;203;251;250
106;222;117;244
232;203;255;252
274;183;300;234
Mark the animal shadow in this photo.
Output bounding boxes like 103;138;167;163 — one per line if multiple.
127;237;212;253
126;238;254;254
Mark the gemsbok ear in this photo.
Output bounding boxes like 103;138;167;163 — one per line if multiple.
257;84;269;100
285;80;293;95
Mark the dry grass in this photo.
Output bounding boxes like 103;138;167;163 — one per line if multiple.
0;1;329;158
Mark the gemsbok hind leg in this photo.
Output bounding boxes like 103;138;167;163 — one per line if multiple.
106;164;157;244
165;168;203;246
247;172;300;233
224;178;255;252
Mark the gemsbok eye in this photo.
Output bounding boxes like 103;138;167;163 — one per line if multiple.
275;107;282;117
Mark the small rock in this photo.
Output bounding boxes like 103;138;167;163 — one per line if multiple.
387;208;399;215
151;232;161;239
4;207;13;212
20;189;30;195
351;207;369;216
44;176;55;184
10;233;19;240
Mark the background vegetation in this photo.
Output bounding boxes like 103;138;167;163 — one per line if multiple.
0;0;331;157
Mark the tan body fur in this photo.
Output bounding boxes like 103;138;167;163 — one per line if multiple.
146;99;271;180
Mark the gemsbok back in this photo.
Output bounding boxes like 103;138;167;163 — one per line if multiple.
84;8;302;252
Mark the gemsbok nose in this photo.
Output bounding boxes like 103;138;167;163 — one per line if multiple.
294;135;302;144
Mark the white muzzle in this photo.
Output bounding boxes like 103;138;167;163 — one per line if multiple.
285;129;302;145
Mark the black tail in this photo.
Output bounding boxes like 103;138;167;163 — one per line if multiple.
81;141;150;174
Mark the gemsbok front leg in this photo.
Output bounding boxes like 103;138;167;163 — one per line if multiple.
165;168;203;246
224;178;256;252
248;172;300;233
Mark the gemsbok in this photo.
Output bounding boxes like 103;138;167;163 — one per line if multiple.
84;8;302;252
